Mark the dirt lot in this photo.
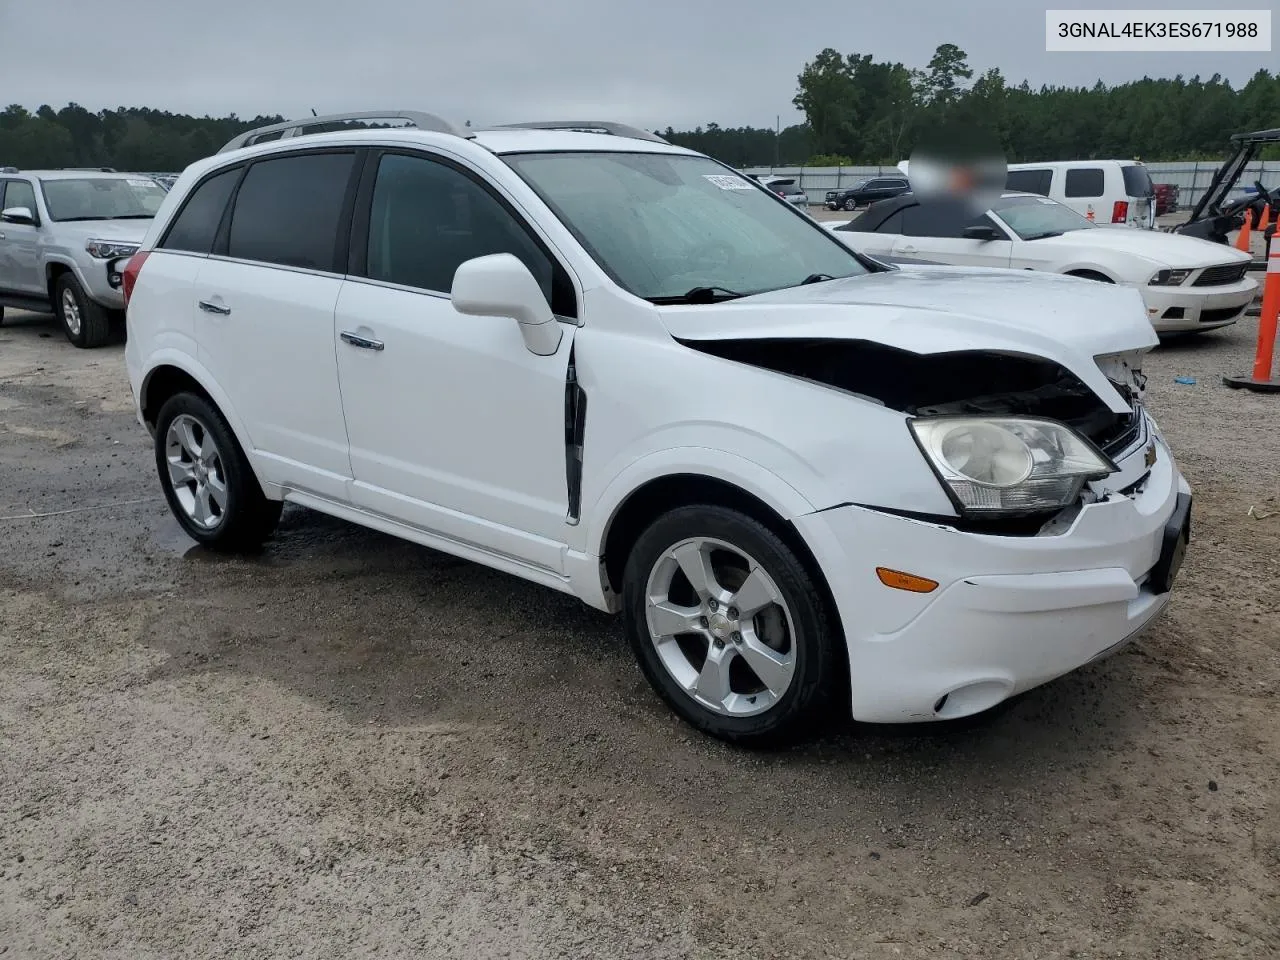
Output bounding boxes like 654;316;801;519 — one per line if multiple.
1;306;1277;959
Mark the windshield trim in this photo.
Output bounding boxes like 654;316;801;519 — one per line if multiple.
499;149;886;302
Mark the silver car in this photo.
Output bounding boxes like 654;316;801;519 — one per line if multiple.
758;176;809;208
0;170;167;346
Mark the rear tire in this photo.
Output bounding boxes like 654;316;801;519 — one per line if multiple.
622;505;839;746
54;273;111;348
154;392;282;551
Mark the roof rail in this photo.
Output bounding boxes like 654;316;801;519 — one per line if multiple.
492;121;668;144
217;110;464;154
59;166;117;172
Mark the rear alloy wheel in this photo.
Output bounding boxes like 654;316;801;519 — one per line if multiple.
622;506;838;745
154;392;282;550
54;273;111;348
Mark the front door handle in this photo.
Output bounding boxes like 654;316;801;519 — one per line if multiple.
198;299;231;315
340;331;385;351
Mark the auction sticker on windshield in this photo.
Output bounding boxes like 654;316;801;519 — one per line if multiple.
704;175;755;190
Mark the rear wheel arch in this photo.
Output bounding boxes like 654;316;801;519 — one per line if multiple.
139;362;257;473
141;364;216;430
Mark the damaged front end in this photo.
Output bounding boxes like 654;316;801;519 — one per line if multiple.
680;336;1153;535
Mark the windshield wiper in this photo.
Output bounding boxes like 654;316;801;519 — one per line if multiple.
800;273;835;285
648;285;744;305
110;214;154;219
56;215;109;221
1022;231;1064;241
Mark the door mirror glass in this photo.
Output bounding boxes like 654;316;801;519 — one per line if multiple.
1;206;35;225
451;253;562;356
962;224;1002;241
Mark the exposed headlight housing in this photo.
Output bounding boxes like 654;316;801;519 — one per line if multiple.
1149;268;1191;286
85;239;140;260
910;417;1117;516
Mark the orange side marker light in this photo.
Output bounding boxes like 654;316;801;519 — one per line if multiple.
876;567;939;593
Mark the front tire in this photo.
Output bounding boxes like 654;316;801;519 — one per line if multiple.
154;392;282;551
54;273;111;348
622;505;839;745
842;198;857;211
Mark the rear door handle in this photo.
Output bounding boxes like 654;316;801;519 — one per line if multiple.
340;331;384;351
198;299;231;315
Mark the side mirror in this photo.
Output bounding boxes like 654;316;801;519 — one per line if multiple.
962;224;1001;241
451;253;563;356
1;206;35;225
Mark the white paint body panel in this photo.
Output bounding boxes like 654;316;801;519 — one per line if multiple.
829;201;1257;334
124;127;1191;725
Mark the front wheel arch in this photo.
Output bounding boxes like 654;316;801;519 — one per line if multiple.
1064;269;1116;283
599;475;845;683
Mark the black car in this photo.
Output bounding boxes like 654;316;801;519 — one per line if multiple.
825;176;910;211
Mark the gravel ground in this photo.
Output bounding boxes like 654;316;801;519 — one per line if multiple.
1;304;1277;960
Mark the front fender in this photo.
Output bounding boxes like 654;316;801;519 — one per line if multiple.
583;445;817;560
42;254;89;292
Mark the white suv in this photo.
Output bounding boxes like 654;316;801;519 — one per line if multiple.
122;111;1192;744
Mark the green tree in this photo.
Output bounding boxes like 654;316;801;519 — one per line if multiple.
919;43;973;106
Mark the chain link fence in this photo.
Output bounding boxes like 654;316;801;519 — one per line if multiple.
744;161;1277;210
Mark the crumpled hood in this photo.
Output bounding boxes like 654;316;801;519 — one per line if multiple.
1044;226;1251;267
658;265;1159;412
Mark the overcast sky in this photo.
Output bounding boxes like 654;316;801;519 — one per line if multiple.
0;0;1268;130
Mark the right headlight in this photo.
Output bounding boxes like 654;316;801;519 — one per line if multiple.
909;417;1117;515
1149;268;1191;286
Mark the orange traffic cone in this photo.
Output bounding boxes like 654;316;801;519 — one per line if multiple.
1234;207;1254;252
1224;244;1280;392
1258;203;1272;233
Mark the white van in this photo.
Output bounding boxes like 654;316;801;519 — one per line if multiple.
1005;160;1156;229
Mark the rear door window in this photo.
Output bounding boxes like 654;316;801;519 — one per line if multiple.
1064;168;1105;198
1006;169;1052;195
226;151;357;271
159;167;241;254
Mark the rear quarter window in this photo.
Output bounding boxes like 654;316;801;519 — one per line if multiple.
1121;165;1153;197
1064;168;1105;198
159;167;241;254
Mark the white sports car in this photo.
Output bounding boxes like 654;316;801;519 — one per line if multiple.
828;192;1257;334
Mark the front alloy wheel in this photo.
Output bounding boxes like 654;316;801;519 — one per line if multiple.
622;506;838;744
645;537;796;717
